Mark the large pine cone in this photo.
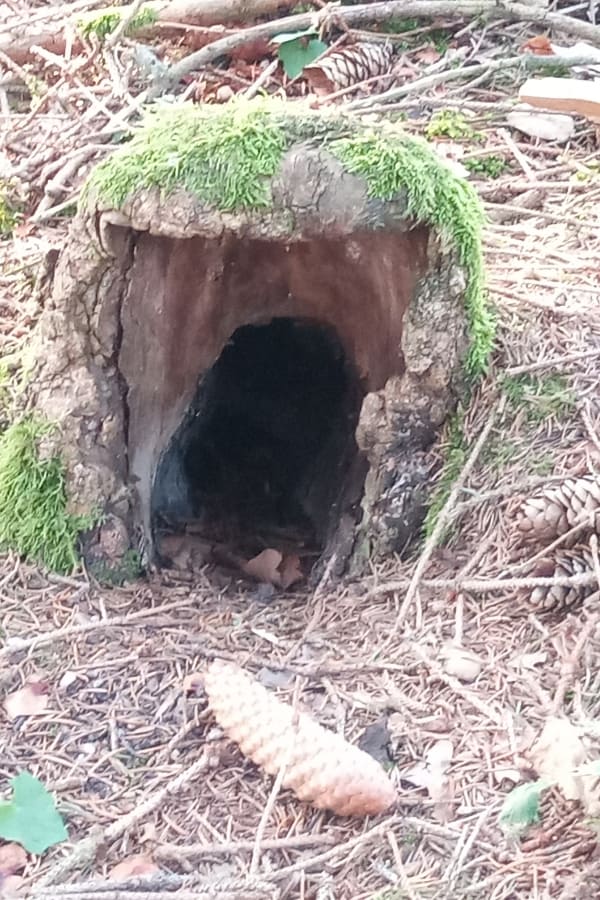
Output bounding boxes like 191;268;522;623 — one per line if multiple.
203;660;396;817
304;42;393;96
517;477;600;545
529;545;595;611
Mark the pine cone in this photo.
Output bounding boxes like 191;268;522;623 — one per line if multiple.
517;476;600;545
529;545;595;611
203;660;396;816
304;42;393;96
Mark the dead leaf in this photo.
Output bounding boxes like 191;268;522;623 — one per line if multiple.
242;548;282;586
521;35;553;55
507;107;575;142
139;822;157;843
0;844;26;877
109;854;159;880
402;739;453;794
414;45;442;64
508;651;547;671
279;553;303;589
440;643;482;682
529;716;600;813
402;739;455;822
494;767;522;785
4;680;50;719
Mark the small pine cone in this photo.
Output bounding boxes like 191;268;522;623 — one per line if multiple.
204;660;396;816
304;42;393;96
529;545;595;611
517;476;600;545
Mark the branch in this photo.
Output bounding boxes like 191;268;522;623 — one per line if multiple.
348;52;600;111
155;0;600;92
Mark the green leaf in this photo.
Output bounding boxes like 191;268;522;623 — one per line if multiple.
271;28;318;45
0;772;68;854
276;37;327;78
499;779;550;835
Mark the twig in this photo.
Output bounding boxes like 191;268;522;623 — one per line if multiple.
391;398;502;632
485;202;598;232
369;571;599;597
0;0;106;37
504;348;600;376
349;53;600;111
249;678;301;875
38;753;211;886
243;58;278;100
270;815;405;880
498;127;537;181
105;0;146;48
0;597;199;660
155;832;337;860
154;2;600;94
387;830;418;900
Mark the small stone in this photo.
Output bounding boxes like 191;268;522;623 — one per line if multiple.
440;643;483;683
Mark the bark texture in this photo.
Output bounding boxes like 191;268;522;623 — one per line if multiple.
27;137;470;574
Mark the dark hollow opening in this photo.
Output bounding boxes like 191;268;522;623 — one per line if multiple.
152;317;366;560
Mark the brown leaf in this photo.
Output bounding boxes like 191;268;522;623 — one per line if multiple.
279;553;303;589
242;548;282;586
521;35;553;55
109;854;159;880
414;45;442;64
0;844;27;878
4;680;50;719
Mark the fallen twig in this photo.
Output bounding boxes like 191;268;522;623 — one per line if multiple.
150;0;600;95
389;398;503;632
349;53;600;111
368;571;599;597
0;597;199;660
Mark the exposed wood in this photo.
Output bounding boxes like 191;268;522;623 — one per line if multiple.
519;76;600;123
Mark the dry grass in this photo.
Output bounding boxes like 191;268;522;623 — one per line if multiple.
2;15;600;900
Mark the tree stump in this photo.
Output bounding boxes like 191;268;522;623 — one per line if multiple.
11;100;492;577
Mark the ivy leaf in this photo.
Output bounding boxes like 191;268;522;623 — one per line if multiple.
273;30;327;78
499;779;550;835
0;772;68;854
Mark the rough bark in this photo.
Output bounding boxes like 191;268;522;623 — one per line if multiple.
27;140;469;574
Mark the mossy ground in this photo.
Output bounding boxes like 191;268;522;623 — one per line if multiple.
78;5;157;41
84;99;493;374
0;419;95;573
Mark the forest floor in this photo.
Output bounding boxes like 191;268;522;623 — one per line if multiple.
1;2;600;899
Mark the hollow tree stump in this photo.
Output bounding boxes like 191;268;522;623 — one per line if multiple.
19;100;492;578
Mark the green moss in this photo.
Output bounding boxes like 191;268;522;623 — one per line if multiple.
464;154;508;179
78;5;157;41
330;130;494;375
0;419;95;573
84;102;287;212
84;99;493;374
0;188;19;238
90;549;143;586
500;373;576;423
426;109;477;141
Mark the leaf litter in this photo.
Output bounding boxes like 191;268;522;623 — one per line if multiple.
1;1;600;897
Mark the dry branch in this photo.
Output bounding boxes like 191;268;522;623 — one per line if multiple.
155;0;600;92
